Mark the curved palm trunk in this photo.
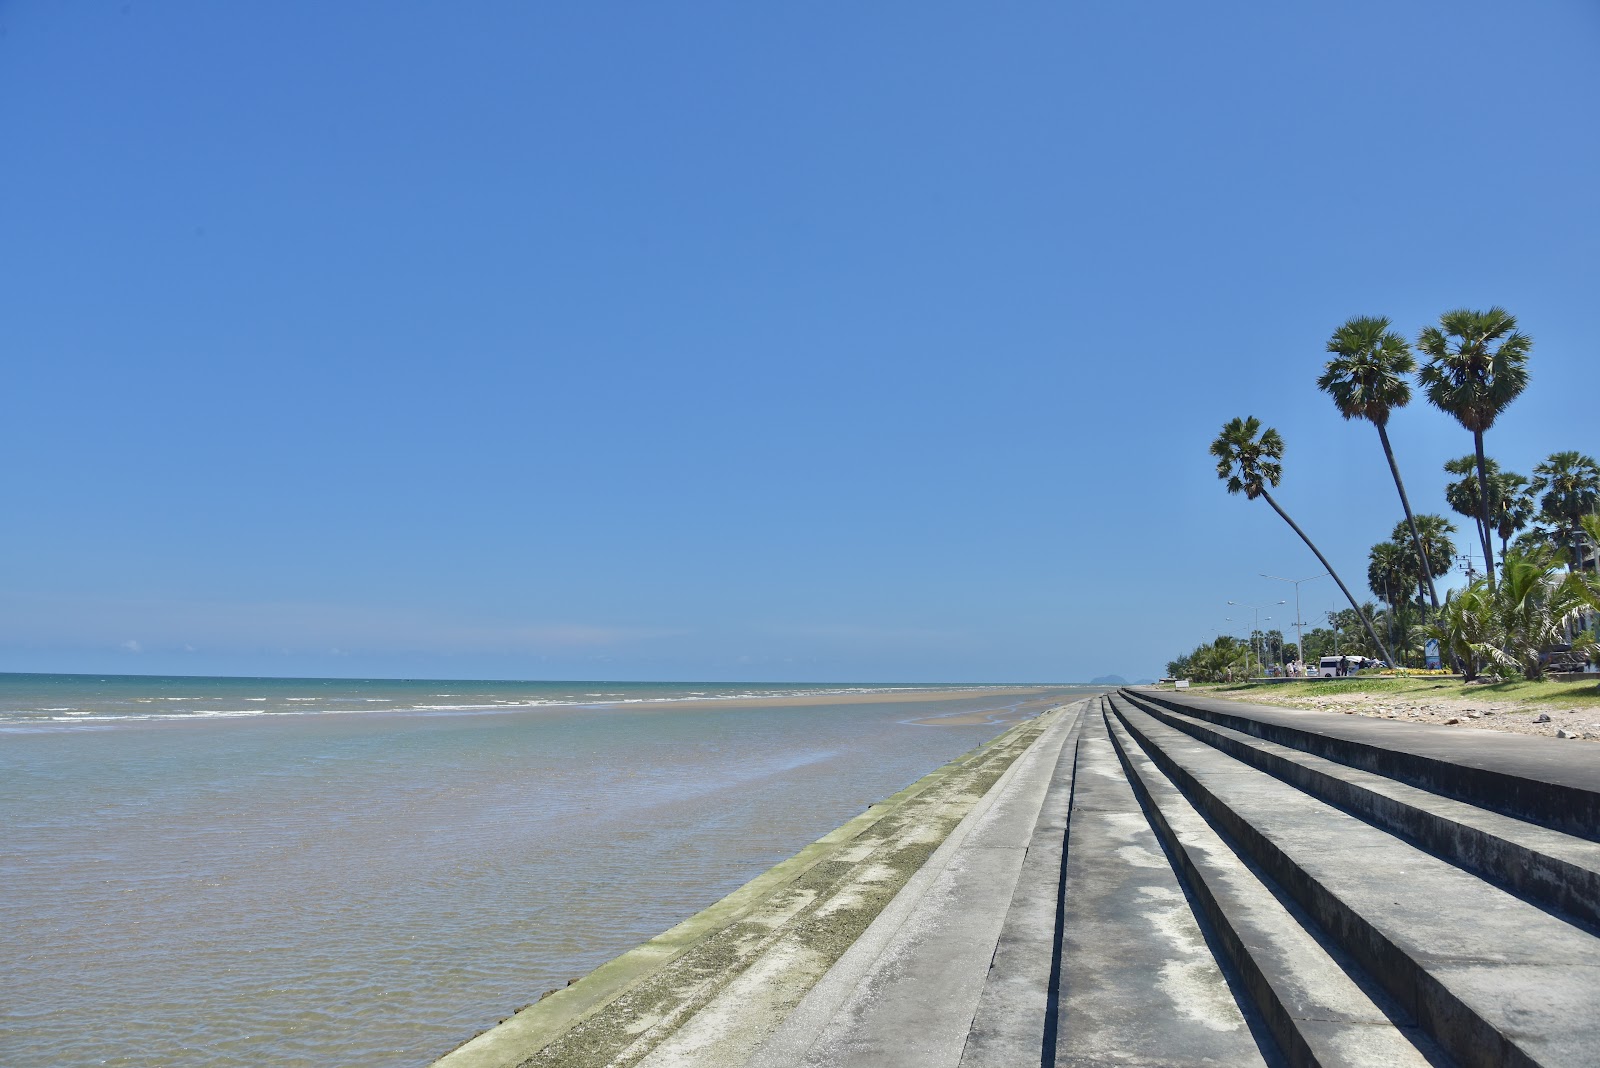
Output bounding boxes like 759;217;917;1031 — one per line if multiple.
1377;423;1439;610
1260;488;1395;665
1473;432;1497;586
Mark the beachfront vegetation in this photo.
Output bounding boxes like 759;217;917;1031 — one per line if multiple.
1165;635;1251;683
1416;307;1532;586
1211;417;1395;664
1529;451;1600;572
1182;305;1600;685
1444;455;1533;561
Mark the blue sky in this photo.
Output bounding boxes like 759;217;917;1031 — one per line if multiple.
2;1;1596;683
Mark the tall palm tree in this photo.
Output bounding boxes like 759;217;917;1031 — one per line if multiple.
1492;473;1536;557
1443;456;1532;560
1319;316;1438;608
1444;454;1496;555
1368;542;1418;660
1210;416;1394;664
1530;450;1600;571
1368;540;1419;609
1416;307;1532;586
1390;515;1456;606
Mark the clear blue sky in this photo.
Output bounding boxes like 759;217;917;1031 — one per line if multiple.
2;2;1596;683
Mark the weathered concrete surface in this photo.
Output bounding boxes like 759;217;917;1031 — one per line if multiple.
1121;688;1600;928
437;687;1600;1068
1132;687;1600;838
1104;703;1439;1068
745;700;1086;1067
1053;709;1267;1067
432;703;1075;1068
1113;694;1600;1068
957;709;1084;1067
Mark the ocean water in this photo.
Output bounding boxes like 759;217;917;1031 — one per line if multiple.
0;673;1096;1067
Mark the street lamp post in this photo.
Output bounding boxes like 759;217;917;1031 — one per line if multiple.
1261;573;1327;677
1227;599;1285;678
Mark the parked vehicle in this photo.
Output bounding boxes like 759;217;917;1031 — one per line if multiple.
1317;655;1379;677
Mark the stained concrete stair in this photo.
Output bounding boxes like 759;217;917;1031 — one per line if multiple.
1051;703;1271;1067
745;700;1088;1068
1128;689;1600;840
1109;691;1600;1068
1116;689;1600;930
957;708;1084;1067
1101;701;1442;1068
434;687;1600;1067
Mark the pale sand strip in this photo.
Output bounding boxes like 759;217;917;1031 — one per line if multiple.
580;687;1056;714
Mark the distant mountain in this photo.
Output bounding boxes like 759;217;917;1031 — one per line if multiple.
1089;674;1128;686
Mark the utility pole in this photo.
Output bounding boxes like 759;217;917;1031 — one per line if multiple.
1227;599;1285;679
1262;572;1326;677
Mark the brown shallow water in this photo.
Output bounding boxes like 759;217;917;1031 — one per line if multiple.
0;684;1093;1067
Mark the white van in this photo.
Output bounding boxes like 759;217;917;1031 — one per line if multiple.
1318;655;1375;677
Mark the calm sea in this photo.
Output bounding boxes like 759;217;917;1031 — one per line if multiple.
0;673;1096;1067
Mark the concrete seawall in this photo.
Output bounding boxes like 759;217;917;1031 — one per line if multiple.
434;690;1600;1067
433;703;1075;1068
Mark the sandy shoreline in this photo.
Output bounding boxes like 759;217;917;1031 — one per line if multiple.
1213;685;1600;741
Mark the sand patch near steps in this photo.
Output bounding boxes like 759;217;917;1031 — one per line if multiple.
1221;688;1600;741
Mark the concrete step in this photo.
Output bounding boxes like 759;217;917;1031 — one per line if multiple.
1101;705;1441;1068
1115;690;1600;931
1127;688;1600;841
744;700;1088;1068
1109;698;1600;1068
958;705;1086;1067
1052;699;1272;1067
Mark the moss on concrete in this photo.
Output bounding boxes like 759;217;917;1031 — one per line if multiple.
432;708;1062;1068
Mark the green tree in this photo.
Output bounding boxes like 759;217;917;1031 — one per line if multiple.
1428;546;1600;681
1427;583;1498;682
1327;605;1386;659
1167;635;1252;682
1368;540;1419;609
1319;316;1439;607
1490;548;1600;679
1443;456;1532;560
1530;451;1600;571
1299;626;1337;664
1383;601;1428;667
1391;515;1457;606
1210;417;1395;664
1417;308;1532;586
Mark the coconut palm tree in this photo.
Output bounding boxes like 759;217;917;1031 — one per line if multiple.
1427;583;1499;682
1319;316;1438;608
1492;548;1600;679
1210;416;1394;663
1416;307;1532;586
1530;451;1600;571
